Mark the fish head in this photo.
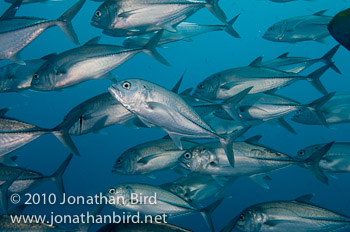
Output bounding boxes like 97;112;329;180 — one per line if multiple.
30;62;55;91
236;206;266;232
107;184;132;207
112;150;135;175
178;145;212;172
291;107;318;124
263;21;287;42
297;144;324;158
108;79;149;110
91;1;115;30
192;75;220;100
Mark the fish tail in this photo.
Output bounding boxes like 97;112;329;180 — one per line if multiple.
0;170;23;214
221;86;252;125
200;197;224;232
142;31;170;66
303;142;333;185
205;0;227;24
56;0;86;45
306;64;331;95
48;153;73;196
52;113;81;156
224;14;241;38
305;92;335;128
320;44;341;74
219;125;251;167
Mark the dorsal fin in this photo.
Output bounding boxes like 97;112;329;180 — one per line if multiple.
249;56;263;67
295;194;314;204
244;135;263;145
40;53;57;61
313;10;327;16
84;36;101;46
171;71;185;93
0;0;23;19
277;52;289;59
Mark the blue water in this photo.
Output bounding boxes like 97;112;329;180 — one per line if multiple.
1;0;350;231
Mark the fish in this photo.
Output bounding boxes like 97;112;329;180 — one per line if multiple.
107;183;223;232
229;92;335;128
192;62;331;100
0;58;46;93
113;136;196;175
30;32;169;91
0;108;80;162
64;92;142;136
122;15;240;48
0;153;72;195
0;0;85;64
251;45;341;74
97;222;192;232
160;173;233;205
91;0;228;36
108;78;249;167
221;194;350;232
0;164;43;180
263;10;332;43
179;139;333;187
292;94;350;125
298;142;350;174
328;8;350;51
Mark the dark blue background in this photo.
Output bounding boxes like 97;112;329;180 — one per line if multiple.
0;0;349;231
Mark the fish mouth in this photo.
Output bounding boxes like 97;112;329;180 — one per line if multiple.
179;160;191;169
108;85;122;101
90;21;101;28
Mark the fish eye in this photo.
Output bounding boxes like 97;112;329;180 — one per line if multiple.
116;158;122;164
33;73;39;80
122;81;131;90
298;150;305;156
239;214;245;221
184;152;192;160
95;10;102;17
198;82;205;89
109;188;116;194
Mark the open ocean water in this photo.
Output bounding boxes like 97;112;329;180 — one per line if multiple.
1;0;350;231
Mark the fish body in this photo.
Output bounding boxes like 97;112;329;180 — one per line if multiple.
0;0;85;64
0;59;45;92
113;137;196;175
193;64;330;100
298;142;350;173
91;0;227;36
263;11;331;43
97;222;191;232
292;95;350;125
230;198;350;232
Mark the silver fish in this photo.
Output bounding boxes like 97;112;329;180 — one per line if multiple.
30;32;168;91
160;173;233;205
0;217;75;232
91;0;228;36
179;139;333;186
251;45;341;74
298;142;350;174
107;183;223;232
122;15;240;48
108;78;247;167
222;195;350;232
192;63;331;100
0;58;46;93
263;10;332;43
64;92;142;136
292;94;350;125
0;108;80;161
0;0;85;64
113;136;196;175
